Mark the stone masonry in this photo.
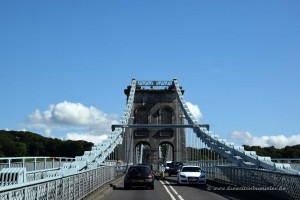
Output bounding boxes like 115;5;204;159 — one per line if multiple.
121;84;187;169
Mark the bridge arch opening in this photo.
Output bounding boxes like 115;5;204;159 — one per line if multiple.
134;142;151;164
159;142;174;163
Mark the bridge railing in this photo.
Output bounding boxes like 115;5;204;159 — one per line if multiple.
0;166;115;200
214;165;300;200
0;157;75;172
26;168;62;182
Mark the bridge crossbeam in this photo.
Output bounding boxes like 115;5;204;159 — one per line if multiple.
111;124;210;131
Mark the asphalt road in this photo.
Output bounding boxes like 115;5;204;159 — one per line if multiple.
98;176;282;200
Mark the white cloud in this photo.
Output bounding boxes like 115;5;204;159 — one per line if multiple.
26;101;119;144
186;101;203;122
65;133;108;144
229;131;300;148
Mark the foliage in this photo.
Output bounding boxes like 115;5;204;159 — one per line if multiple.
0;130;93;158
187;147;219;160
243;145;300;158
187;145;300;161
160;143;168;163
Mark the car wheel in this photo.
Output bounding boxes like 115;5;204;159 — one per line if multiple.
150;185;154;190
169;172;172;177
177;178;181;185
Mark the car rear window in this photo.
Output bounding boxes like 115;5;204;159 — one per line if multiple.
128;166;151;175
167;163;173;167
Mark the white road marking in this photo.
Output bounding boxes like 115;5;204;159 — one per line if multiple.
159;180;177;200
165;180;184;200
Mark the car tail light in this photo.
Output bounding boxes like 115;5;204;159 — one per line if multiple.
146;174;153;179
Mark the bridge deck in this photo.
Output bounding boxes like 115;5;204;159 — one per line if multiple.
83;175;283;200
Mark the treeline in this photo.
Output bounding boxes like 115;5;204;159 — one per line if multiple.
243;145;300;158
0;130;93;158
187;144;300;160
187;147;217;160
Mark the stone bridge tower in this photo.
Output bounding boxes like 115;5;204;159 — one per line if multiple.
122;80;187;170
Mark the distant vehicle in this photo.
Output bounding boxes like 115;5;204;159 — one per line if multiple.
124;165;154;190
167;161;183;176
177;165;206;185
165;161;173;173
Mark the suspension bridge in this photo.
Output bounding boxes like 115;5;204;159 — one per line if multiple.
0;79;299;199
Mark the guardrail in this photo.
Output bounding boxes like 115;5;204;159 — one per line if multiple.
0;166;115;200
214;166;300;200
0;157;75;172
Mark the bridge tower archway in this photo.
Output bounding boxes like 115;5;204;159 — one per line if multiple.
134;141;151;164
121;82;187;170
159;141;174;163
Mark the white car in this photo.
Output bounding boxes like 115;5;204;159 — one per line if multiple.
177;166;206;185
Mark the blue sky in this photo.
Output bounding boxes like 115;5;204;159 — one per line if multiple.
0;1;299;148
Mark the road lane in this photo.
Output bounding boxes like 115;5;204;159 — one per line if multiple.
106;177;171;200
105;176;282;200
107;176;234;200
161;176;281;200
161;177;228;200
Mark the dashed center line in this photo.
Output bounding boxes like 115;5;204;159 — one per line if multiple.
159;180;185;200
159;180;176;200
165;180;184;200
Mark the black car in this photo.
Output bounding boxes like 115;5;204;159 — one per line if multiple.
167;162;183;176
124;165;154;190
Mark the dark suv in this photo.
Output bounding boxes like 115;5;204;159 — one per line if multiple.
167;162;183;176
124;165;154;190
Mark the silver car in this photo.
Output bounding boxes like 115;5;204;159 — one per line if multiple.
177;165;206;185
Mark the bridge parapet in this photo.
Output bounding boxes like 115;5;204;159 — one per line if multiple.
42;170;64;178
90;150;101;155
87;162;97;169
215;166;300;200
244;151;257;157
0;166;116;199
233;146;245;151
0;168;26;187
0;157;74;172
121;79;136;125
257;156;272;162
274;163;292;170
75;155;89;161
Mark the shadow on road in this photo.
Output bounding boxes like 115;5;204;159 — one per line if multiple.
111;185;152;191
162;177;207;190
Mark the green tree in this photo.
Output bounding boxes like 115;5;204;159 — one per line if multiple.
2;141;27;157
0;130;93;157
160;143;168;163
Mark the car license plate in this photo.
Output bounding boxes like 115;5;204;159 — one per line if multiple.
136;179;144;183
189;178;197;182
